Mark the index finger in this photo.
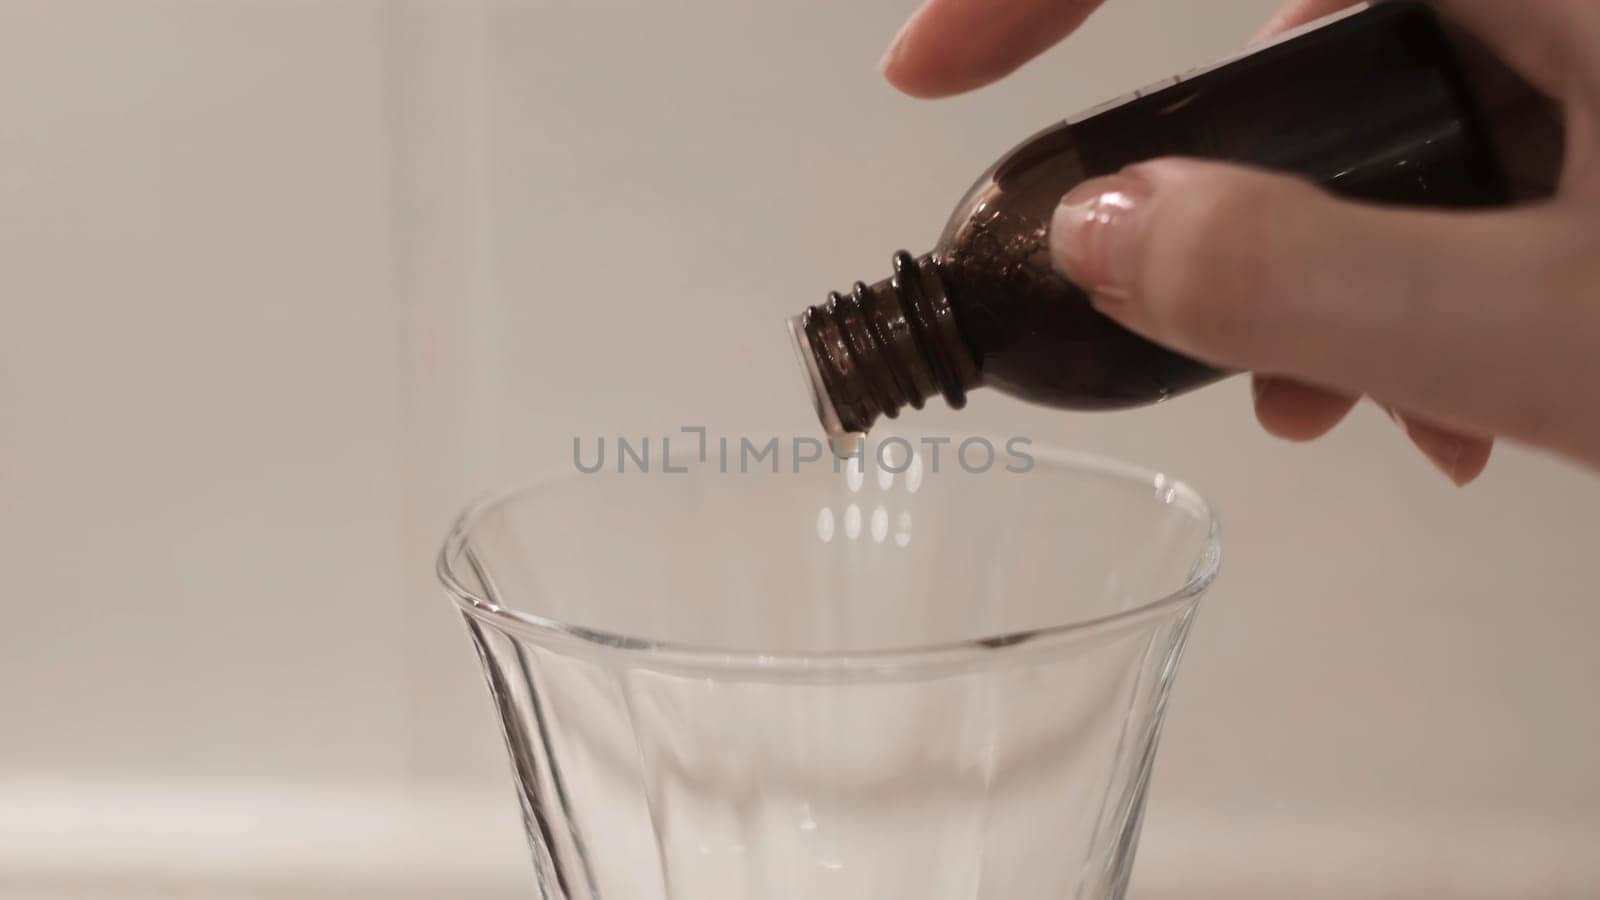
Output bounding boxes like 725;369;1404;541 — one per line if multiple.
881;0;1106;98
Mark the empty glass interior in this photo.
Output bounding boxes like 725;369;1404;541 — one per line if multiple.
442;446;1217;659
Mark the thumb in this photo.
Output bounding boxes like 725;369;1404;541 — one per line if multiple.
1048;158;1594;454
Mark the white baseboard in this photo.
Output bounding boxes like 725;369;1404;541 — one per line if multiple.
3;777;1596;899
0;777;528;900
1136;809;1600;898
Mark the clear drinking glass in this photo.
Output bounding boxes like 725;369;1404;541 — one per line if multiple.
438;445;1219;899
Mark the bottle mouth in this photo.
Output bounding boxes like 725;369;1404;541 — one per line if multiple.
786;314;863;457
788;252;978;450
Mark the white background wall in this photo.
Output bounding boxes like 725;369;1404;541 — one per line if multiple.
2;1;1597;896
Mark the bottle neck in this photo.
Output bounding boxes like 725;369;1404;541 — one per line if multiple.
790;251;980;439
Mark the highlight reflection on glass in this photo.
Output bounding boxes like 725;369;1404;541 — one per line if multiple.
818;448;926;548
816;507;835;543
895;511;913;547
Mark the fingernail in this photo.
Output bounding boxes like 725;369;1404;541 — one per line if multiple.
879;9;919;74
1247;16;1285;46
1087;292;1124;313
1428;436;1468;486
1050;173;1152;299
1400;418;1471;486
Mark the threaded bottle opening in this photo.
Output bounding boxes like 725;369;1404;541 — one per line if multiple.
786;314;860;456
789;252;977;445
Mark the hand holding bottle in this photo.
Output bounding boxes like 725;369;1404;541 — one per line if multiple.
882;0;1590;482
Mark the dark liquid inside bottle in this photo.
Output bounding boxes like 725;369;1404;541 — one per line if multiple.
790;2;1509;445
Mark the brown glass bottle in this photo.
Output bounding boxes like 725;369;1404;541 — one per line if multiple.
790;2;1508;446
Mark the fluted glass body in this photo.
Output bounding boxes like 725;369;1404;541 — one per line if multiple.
439;448;1219;899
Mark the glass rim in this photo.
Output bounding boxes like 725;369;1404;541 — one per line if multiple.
437;446;1221;678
